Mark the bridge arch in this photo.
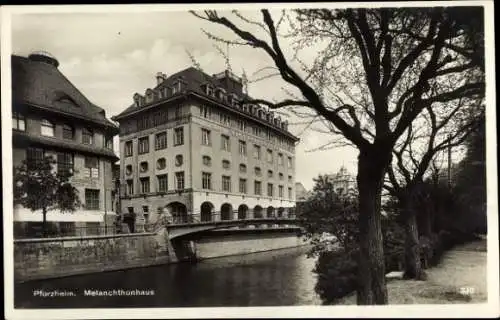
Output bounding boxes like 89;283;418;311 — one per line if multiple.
200;201;214;222
166;202;188;224
238;204;248;220
221;203;233;221
254;205;263;219
277;207;285;218
267;206;275;218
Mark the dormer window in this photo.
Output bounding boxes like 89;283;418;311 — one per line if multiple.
257;109;263;119
215;87;226;101
145;89;154;103
203;84;214;97
133;93;142;107
162;87;171;98
172;81;183;95
242;104;248;113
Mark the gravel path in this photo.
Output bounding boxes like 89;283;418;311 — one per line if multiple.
336;238;487;304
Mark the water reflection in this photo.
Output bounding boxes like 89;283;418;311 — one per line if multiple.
15;246;321;308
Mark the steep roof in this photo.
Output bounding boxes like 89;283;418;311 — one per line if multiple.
11;54;118;132
115;67;244;118
113;66;298;141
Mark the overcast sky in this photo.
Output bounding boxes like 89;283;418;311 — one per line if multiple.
11;9;359;190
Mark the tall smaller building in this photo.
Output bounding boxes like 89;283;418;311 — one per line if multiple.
327;166;356;196
12;52;119;237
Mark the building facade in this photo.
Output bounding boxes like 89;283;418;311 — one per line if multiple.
12;52;119;235
112;68;299;225
327;166;357;196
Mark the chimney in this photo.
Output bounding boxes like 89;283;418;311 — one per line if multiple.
156;72;165;85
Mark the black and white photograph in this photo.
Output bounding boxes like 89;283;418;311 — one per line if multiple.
1;2;498;319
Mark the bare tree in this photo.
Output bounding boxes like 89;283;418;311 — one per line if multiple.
191;7;485;304
385;97;484;280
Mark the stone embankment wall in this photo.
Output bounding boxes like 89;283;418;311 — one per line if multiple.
14;230;170;282
14;227;305;282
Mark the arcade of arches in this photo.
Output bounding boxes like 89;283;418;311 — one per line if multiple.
160;201;295;223
196;201;294;222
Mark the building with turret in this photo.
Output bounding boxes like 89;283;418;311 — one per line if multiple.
12;52;119;237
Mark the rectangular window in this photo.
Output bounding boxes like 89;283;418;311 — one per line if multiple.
85;189;100;210
175;171;185;190
202;172;212;190
143;206;149;222
254;181;262;196
140;177;150;193
62;125;74;140
278;153;284;166
239;178;247;194
84;157;99;178
288;175;293;183
237;119;246;132
125;141;133;157
267;183;274;197
105;137;113;149
253;145;261;160
26;147;44;170
279;185;284;198
288;156;293;168
174;127;184;146
155;132;167;150
222;175;231;192
138;136;149;154
221;134;230;151
202;128;211;146
175;105;182;119
82;128;94;145
158;174;168;192
57;152;74;176
126;179;134;195
40;119;55;137
288;187;293;199
267;149;273;163
12;112;26;131
200;105;211;118
239;140;247;157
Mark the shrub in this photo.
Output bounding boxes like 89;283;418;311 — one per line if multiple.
313;250;358;304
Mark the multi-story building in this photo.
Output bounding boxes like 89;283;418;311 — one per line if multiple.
11;52;119;235
112;68;299;225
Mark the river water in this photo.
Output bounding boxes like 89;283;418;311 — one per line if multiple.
15;246;322;308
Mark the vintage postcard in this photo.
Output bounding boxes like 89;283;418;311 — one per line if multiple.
2;1;498;319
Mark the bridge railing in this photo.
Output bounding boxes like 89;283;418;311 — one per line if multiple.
148;212;297;227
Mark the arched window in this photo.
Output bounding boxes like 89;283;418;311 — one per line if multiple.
40;119;55;137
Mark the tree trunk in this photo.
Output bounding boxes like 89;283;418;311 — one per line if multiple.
42;207;47;237
356;151;389;305
402;197;425;280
